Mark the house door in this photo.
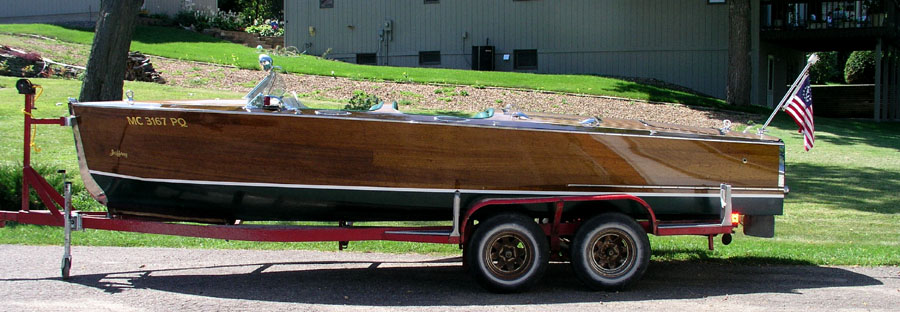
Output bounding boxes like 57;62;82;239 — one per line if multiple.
767;55;775;107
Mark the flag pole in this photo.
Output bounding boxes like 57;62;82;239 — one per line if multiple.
758;53;819;136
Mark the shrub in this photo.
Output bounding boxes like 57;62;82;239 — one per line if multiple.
809;52;843;84
0;163;81;211
235;0;280;23
210;11;248;31
174;10;247;31
345;90;380;110
844;50;876;84
174;10;207;30
245;19;284;37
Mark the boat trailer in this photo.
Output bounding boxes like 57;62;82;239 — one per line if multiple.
1;79;739;289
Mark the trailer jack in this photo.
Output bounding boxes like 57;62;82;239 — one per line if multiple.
61;180;73;279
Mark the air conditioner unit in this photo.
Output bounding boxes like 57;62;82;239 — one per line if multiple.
471;46;495;71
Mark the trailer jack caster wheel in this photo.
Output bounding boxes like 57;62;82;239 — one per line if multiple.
722;233;733;245
61;256;71;280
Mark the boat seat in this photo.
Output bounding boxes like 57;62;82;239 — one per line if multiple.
370;101;402;113
368;101;384;111
472;108;494;119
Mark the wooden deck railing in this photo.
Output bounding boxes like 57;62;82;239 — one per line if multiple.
760;0;898;31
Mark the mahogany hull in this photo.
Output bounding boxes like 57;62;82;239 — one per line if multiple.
70;102;785;223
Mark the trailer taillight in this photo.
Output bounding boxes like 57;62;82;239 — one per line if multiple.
731;213;741;226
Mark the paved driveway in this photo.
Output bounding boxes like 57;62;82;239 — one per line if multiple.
0;245;897;311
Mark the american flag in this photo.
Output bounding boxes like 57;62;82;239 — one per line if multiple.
784;74;815;151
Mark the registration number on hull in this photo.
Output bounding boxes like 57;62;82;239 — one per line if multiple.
126;116;188;128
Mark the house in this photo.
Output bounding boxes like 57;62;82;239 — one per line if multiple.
285;0;900;120
0;0;102;24
0;0;217;24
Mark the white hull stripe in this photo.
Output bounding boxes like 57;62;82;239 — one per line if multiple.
90;170;785;199
568;184;786;193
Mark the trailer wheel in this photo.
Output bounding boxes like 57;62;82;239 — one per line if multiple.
61;257;71;280
570;213;649;290
466;213;549;293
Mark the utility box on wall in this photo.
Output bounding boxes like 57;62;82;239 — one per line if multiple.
471;46;495;71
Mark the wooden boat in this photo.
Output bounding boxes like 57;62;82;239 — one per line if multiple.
69;58;785;225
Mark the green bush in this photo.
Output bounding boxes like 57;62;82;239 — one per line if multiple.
809;52;843;84
209;11;248;31
175;10;248;31
235;0;280;22
0;163;80;211
174;10;205;30
244;19;284;37
345;90;380;110
844;50;876;84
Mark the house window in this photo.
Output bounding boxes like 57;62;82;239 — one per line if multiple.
357;53;377;65
514;49;537;70
419;51;441;65
320;0;333;8
425;0;439;3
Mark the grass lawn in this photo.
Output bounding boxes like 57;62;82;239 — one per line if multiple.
0;23;733;109
652;120;899;266
0;77;897;265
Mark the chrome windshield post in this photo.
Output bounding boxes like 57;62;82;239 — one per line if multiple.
450;191;461;237
243;54;305;111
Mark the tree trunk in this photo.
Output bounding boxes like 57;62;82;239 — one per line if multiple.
727;0;752;107
79;0;144;102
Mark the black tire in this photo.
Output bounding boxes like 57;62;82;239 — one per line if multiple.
465;213;549;293
570;213;650;291
61;257;71;280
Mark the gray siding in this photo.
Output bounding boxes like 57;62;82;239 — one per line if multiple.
286;0;729;98
0;0;100;18
0;0;217;19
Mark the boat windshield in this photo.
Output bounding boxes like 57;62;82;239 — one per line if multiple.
244;55;304;110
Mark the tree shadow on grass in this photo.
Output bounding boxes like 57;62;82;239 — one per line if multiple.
814;117;900;151
27;257;879;306
766;114;900;151
53;23;94;31
610;81;736;110
786;162;899;214
132;25;226;44
53;23;227;44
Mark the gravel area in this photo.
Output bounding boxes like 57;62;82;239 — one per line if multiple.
151;57;761;129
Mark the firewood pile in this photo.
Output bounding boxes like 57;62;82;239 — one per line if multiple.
126;51;165;84
1;47;166;84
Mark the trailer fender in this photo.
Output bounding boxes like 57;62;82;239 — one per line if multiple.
458;195;658;244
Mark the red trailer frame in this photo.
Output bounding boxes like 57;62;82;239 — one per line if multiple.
1;79;738;280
